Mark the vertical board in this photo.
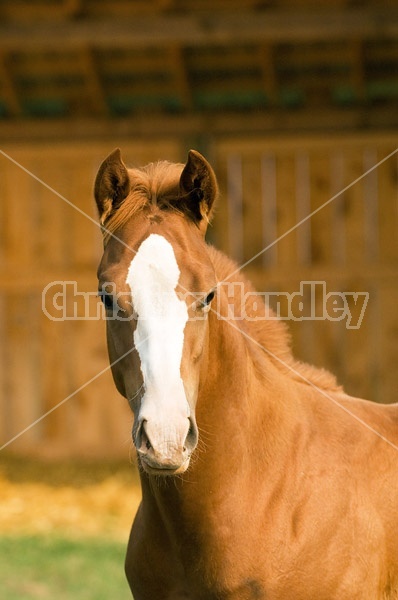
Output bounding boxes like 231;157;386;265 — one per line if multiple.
241;154;263;265
330;151;347;265
3;161;36;268
274;153;298;267
342;149;366;266
362;147;379;263
39;301;72;447
3;293;42;449
308;151;335;265
261;153;278;268
295;152;312;266
226;154;244;262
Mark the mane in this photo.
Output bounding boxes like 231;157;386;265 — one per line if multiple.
208;246;342;393
102;160;184;245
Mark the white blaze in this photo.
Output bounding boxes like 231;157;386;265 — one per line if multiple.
126;234;188;415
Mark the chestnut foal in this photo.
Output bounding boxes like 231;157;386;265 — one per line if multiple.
95;149;398;600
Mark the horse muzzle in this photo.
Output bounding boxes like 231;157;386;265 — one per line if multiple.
134;415;198;476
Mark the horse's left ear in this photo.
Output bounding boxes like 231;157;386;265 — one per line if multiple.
179;150;218;232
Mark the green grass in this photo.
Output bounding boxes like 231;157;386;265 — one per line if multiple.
0;535;132;600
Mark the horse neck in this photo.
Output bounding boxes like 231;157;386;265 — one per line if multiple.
196;307;295;464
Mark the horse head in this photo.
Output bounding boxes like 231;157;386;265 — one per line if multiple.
95;149;218;475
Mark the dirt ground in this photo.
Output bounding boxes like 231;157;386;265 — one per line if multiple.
0;454;142;541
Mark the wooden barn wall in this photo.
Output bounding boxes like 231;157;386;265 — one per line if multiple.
0;132;397;457
0;140;182;457
213;133;398;404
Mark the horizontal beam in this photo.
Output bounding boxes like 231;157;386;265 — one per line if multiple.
1;107;398;143
0;8;397;50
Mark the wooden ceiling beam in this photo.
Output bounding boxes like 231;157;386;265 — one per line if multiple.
79;47;109;116
168;46;193;110
1;107;397;143
156;0;176;9
187;50;261;72
258;44;278;106
0;51;23;116
350;39;366;102
0;8;397;50
0;0;82;21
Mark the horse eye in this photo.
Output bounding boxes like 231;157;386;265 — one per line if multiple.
204;290;215;306
199;290;215;312
99;291;115;311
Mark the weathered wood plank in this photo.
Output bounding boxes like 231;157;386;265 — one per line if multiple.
1;9;397;49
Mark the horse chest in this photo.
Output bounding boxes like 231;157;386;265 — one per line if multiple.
128;485;397;600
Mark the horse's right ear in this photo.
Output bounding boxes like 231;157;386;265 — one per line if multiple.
94;148;130;223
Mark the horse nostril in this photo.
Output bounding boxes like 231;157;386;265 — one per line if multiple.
141;422;152;451
136;419;152;453
184;418;198;452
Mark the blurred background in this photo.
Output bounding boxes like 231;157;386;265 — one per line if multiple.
0;0;397;597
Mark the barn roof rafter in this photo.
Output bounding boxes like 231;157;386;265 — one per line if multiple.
0;1;397;140
1;8;398;48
